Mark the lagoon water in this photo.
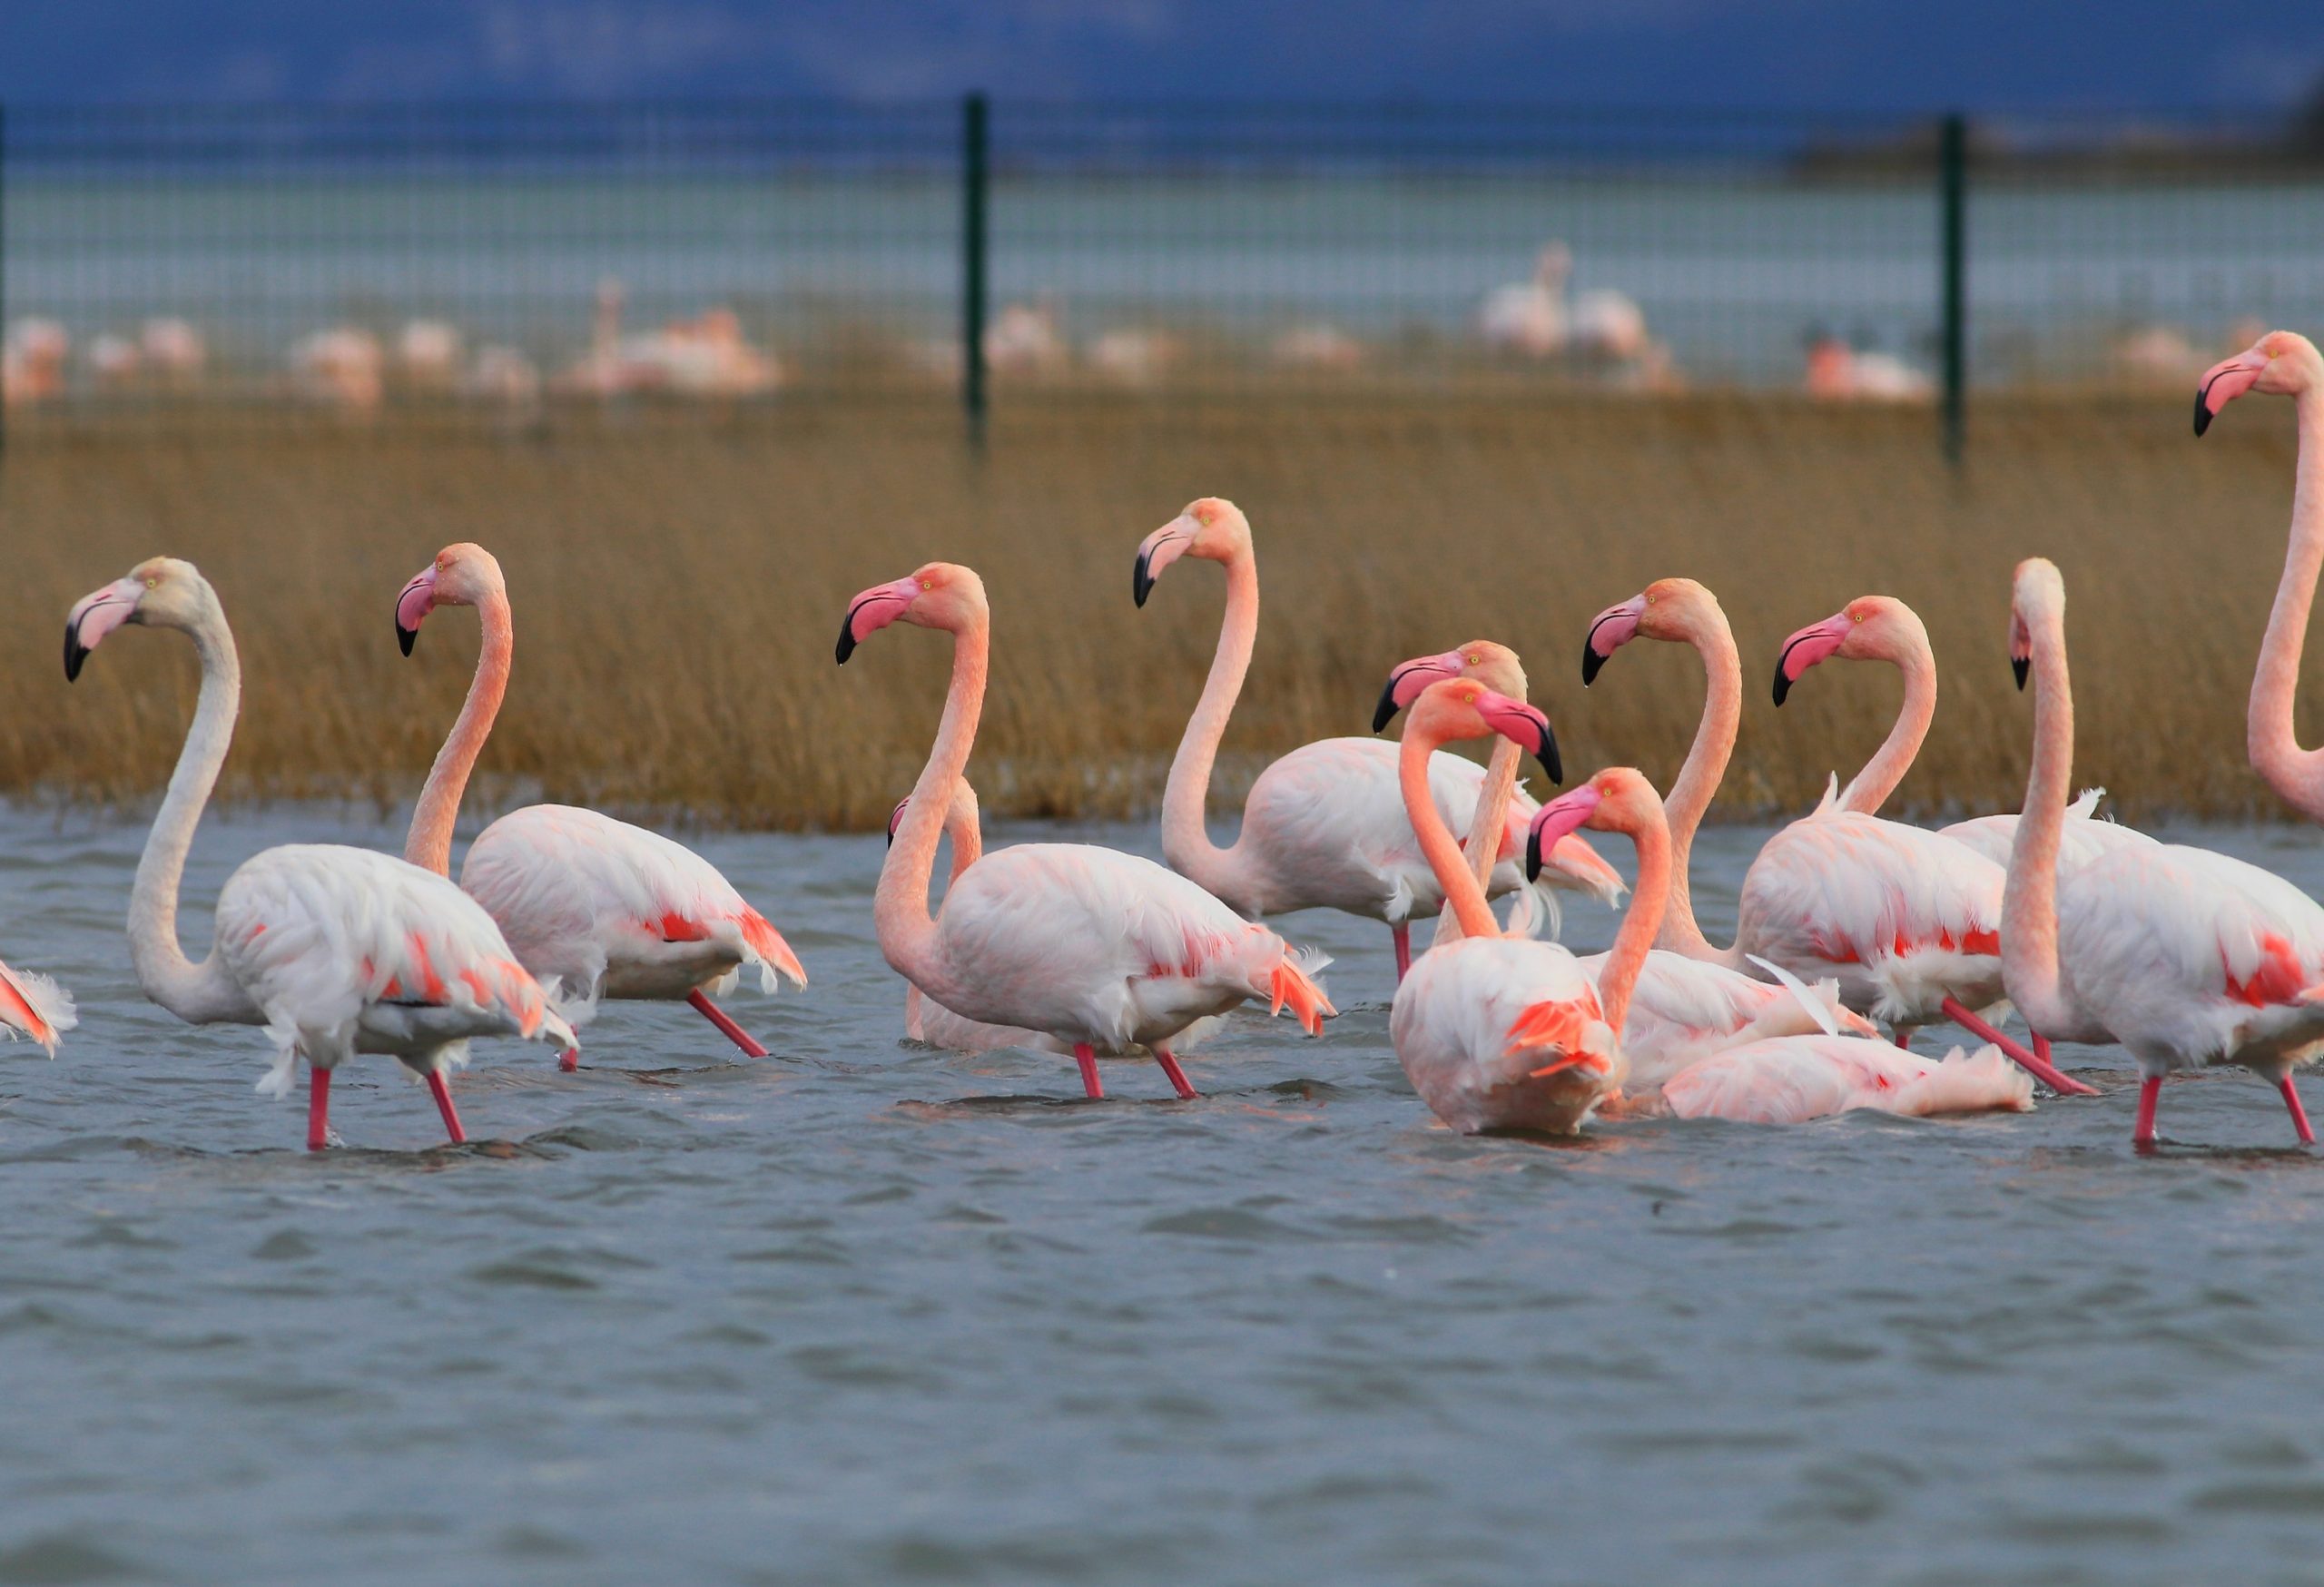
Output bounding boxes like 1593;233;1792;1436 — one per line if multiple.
7;800;2324;1584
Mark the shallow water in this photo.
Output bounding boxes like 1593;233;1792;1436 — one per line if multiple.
6;803;2324;1585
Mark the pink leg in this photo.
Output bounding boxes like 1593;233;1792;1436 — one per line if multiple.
1892;1028;1910;1049
307;1066;332;1152
558;1046;580;1073
1073;1042;1105;1099
1940;997;2100;1097
2034;1033;2054;1068
1152;1045;1198;1100
687;989;770;1059
427;1070;468;1145
2280;1073;2316;1146
1392;922;1413;984
2133;1074;2162;1147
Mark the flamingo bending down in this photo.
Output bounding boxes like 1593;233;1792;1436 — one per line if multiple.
1135;499;1620;982
0;959;74;1055
64;559;573;1148
1389;682;1625;1134
2004;557;2324;1147
839;561;1333;1099
395;545;806;1070
1582;578;2091;1095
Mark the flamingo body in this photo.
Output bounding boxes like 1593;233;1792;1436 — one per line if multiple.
1576;948;1848;1090
1664;1036;2034;1124
0;960;75;1055
1939;790;2152;872
1391;935;1618;1135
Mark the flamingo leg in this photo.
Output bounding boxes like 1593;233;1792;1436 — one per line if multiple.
1073;1042;1105;1099
1152;1045;1198;1100
1939;996;2100;1097
687;989;770;1058
558;1046;580;1073
427;1070;468;1145
2133;1074;2162;1147
306;1066;332;1152
2034;1033;2054;1068
1891;1028;1911;1050
2280;1073;2316;1146
1392;922;1413;983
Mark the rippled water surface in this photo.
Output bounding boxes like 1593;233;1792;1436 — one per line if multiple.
8;803;2324;1585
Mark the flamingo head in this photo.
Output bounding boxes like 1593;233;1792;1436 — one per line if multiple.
64;557;213;681
2008;558;2065;690
1132;498;1248;606
1404;678;1560;786
1373;639;1525;732
1525;767;1658;882
2195;330;2321;436
1582;577;1712;684
1772;596;1924;705
836;562;987;663
394;542;505;656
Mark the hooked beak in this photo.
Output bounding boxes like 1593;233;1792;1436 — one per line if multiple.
1772;612;1852;707
836;578;920;665
2194;348;2268;437
1525;784;1603;883
1373;651;1462;733
64;578;142;682
395;567;438;656
1581;595;1647;686
1476;691;1561;787
1132;517;1196;607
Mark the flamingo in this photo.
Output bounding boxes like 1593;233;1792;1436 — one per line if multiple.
0;958;74;1056
2193;330;2324;824
1581;577;2092;1095
1135;499;1620;981
838;561;1334;1099
1479;244;1571;358
2003;557;2324;1147
64;558;573;1148
394;544;807;1071
1389;695;1631;1136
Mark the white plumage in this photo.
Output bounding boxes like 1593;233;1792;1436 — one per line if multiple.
1391;935;1621;1135
1939;788;2152;872
0;959;76;1056
1579;949;1860;1091
1663;1037;2034;1124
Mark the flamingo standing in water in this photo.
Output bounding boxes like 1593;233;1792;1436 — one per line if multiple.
839;561;1333;1099
1135;499;1620;981
64;558;573;1148
2003;557;2324;1147
0;959;74;1055
394;545;806;1070
1581;577;2091;1095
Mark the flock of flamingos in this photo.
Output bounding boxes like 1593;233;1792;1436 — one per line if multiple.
8;329;2324;1154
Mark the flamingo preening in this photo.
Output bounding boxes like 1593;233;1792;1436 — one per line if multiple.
2004;557;2324;1148
839;561;1333;1100
64;558;574;1149
394;544;807;1070
1582;577;2092;1096
1135;499;1620;982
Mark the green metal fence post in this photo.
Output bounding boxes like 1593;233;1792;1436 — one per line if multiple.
961;92;990;451
1939;112;1967;465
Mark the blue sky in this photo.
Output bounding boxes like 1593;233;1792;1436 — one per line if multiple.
5;1;2320;110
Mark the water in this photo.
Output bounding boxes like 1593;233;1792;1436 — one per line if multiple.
6;800;2324;1584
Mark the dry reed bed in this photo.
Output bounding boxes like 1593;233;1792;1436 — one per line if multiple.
0;394;2309;830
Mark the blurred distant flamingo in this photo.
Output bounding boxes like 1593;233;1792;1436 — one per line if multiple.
395;544;806;1070
288;328;384;410
1136;498;1619;982
1582;577;2091;1095
64;557;572;1148
839;560;1332;1099
1480;244;1571;357
2004;557;2324;1147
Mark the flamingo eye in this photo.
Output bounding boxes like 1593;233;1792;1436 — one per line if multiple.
920;578;934;591
144;576;158;589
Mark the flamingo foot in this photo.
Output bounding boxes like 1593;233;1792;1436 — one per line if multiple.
427;1070;467;1145
1153;1046;1198;1100
1073;1042;1105;1099
1392;922;1413;984
558;1046;580;1073
1940;997;2099;1097
2133;1073;2162;1148
2280;1073;2315;1146
688;989;770;1058
307;1066;332;1152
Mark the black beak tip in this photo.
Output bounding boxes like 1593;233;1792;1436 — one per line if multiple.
397;622;418;657
835;626;857;665
1524;826;1544;883
2192;388;2213;438
63;631;86;684
1371;680;1401;734
2013;656;2030;691
1132;552;1154;608
1772;665;1792;707
1534;725;1563;787
1581;645;1604;687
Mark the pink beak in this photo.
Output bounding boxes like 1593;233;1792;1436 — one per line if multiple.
1472;688;1561;784
1525;784;1604;882
64;577;143;681
2194;348;2268;436
1773;612;1852;705
1131;515;1198;606
395;567;438;656
836;577;922;663
1374;649;1465;732
1581;595;1647;685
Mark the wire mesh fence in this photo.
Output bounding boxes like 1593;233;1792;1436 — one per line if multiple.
2;97;2320;436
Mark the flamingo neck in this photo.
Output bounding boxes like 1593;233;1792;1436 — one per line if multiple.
130;606;261;1025
1402;728;1499;941
405;586;513;877
875;616;989;998
1160;546;1259;900
1657;609;1742;965
1435;738;1521;949
1841;638;1935;816
1596;804;1673;1034
2003;603;2077;1035
2250;388;2324;821
946;793;984;882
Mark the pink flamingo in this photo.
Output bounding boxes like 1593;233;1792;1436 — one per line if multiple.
64;558;573;1148
1582;577;2092;1095
2194;330;2324;823
2004;557;2324;1147
0;959;74;1056
1388;682;1627;1134
1527;774;2034;1123
1136;499;1620;981
394;545;806;1070
839;561;1333;1099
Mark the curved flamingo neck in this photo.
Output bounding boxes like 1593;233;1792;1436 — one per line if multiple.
1596;803;1673;1034
1401;728;1499;941
1841;637;1935;816
405;586;513;876
876;616;990;997
1657;607;1741;963
2250;388;2324;821
946;788;984;881
2003;602;2077;1035
1160;545;1259;898
1434;739;1521;949
131;604;261;1025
